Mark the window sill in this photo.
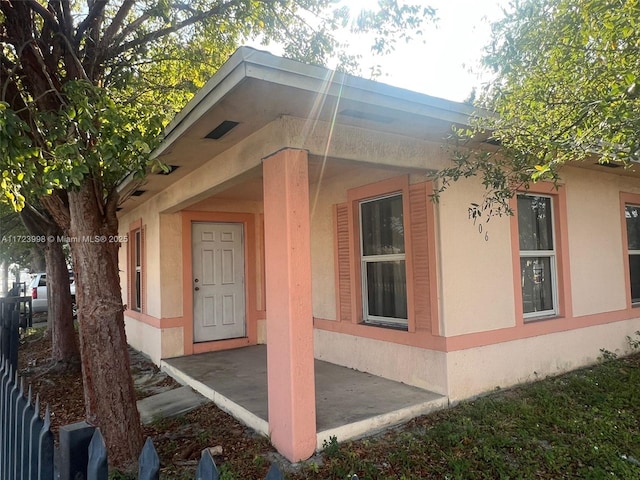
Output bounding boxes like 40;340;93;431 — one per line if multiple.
362;321;409;332
523;314;562;324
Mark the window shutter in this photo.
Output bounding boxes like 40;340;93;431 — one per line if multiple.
409;183;431;331
334;203;352;322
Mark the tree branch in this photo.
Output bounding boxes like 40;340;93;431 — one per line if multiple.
55;31;89;81
40;191;71;233
101;0;135;48
25;0;58;27
110;12;150;49
113;0;245;58
61;0;74;38
74;0;108;45
21;202;57;234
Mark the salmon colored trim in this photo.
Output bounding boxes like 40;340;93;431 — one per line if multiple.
444;307;635;351
192;337;254;354
127;218;145;314
509;183;572;325
423;181;440;336
141;225;147;314
332;204;342;323
258;213;266;314
346;175;416;329
263;148;316;461
618;192;640;309
126;226;131;311
128;219;142;231
124;310;184;329
347;194;361;324
317;307;640;352
314;317;447;350
403;189;417;333
317;183;640;354
620;193;634;308
557;186;573;318
181;210;259;356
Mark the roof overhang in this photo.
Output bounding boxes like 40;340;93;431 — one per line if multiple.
117;47;481;213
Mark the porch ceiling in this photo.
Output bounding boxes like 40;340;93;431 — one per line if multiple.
193;157;409;205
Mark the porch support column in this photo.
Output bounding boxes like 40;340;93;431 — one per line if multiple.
262;148;316;461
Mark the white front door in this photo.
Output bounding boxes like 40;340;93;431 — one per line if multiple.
192;222;246;342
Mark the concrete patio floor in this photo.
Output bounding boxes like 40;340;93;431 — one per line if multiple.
161;345;447;449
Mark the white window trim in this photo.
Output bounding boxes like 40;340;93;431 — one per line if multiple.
359;193;408;327
518;194;559;320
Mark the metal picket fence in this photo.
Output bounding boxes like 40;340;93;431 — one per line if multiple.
0;308;360;479
0;308;54;480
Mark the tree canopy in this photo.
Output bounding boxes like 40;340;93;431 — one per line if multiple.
433;0;640;220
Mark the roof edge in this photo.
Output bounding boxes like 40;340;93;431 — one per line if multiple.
153;46;484;159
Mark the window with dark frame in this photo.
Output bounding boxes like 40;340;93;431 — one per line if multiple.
359;193;408;327
517;194;558;319
625;204;640;304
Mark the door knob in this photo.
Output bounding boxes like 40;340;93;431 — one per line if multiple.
195;286;200;291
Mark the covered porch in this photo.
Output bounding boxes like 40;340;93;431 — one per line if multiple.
116;48;465;461
161;346;447;451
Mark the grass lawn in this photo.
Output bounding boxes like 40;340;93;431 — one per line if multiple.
285;346;640;479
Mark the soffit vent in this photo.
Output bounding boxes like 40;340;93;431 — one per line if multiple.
205;120;239;139
596;161;621;168
483;137;501;146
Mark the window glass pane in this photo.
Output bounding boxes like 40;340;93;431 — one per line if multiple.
521;257;554;314
135;230;141;267
625;205;640;250
629;255;640;303
518;195;553;251
366;261;407;320
135;271;141;310
361;195;404;256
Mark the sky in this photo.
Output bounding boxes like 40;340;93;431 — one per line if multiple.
334;0;510;102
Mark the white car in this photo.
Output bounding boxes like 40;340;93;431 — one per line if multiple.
29;272;76;313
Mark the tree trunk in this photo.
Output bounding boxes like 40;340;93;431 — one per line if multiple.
19;208;80;367
29;246;46;272
68;180;142;468
44;238;80;368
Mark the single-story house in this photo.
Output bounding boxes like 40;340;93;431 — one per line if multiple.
117;47;640;461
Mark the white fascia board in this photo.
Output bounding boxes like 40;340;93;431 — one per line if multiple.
239;49;479;126
244;61;478;126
